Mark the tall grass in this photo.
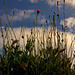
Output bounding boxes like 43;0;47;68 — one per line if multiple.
0;0;75;75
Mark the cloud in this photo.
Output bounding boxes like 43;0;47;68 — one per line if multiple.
0;27;75;65
0;27;75;50
18;0;38;3
29;0;38;3
38;16;47;24
12;8;35;21
0;8;35;23
29;0;57;5
45;0;75;8
40;18;46;24
36;15;49;25
60;17;75;33
66;0;75;7
18;0;75;7
0;27;75;67
46;0;57;6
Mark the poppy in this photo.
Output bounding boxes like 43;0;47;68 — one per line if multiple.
37;9;40;14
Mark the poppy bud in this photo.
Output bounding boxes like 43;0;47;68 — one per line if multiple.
57;1;59;6
0;18;1;24
53;15;55;24
46;20;48;23
49;15;50;18
4;1;6;4
22;36;24;39
24;11;25;15
2;35;3;37
57;14;59;16
37;9;40;14
13;11;15;15
62;39;63;42
62;25;63;30
63;0;65;3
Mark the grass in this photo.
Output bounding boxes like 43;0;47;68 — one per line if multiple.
0;0;75;75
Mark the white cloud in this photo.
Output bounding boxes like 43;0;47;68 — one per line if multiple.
0;27;75;51
17;0;75;7
0;27;75;65
0;27;75;67
60;17;75;33
36;15;49;25
29;0;58;5
29;0;38;3
12;8;35;21
38;17;47;24
45;0;75;8
46;0;63;7
40;18;46;24
46;0;56;6
66;0;75;7
0;9;35;23
18;0;39;3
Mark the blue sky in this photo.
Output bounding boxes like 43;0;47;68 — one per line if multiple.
0;0;75;33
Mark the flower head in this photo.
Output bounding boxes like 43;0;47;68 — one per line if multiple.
57;14;59;16
37;9;40;14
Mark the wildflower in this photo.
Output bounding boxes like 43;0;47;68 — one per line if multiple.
37;9;40;14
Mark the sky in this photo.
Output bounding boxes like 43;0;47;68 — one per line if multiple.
0;0;75;33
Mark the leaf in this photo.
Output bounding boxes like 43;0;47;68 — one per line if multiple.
55;49;65;59
54;48;58;55
11;53;20;64
17;51;23;54
40;50;42;56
